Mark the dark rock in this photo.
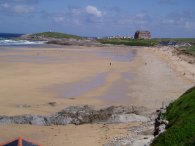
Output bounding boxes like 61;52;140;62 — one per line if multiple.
49;105;111;125
0;116;12;124
30;115;50;126
12;115;33;124
0;105;151;126
153;106;169;136
48;102;57;106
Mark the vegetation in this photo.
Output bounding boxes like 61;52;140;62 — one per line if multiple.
98;38;195;47
177;46;195;56
154;38;195;43
30;32;82;39
98;38;158;46
151;86;195;146
155;38;195;55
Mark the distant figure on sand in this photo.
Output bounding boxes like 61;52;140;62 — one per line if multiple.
110;62;112;66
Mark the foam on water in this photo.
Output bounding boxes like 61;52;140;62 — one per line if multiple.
0;39;46;46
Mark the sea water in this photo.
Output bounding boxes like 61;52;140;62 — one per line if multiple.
0;33;46;46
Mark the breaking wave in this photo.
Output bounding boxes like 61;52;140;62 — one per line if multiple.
0;39;46;46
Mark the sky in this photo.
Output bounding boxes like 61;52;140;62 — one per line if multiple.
0;0;195;38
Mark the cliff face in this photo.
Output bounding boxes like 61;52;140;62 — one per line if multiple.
134;31;151;39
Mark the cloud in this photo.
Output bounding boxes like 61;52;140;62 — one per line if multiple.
52;6;153;33
111;11;152;30
43;5;104;26
0;0;38;4
52;16;65;23
85;5;103;17
161;11;195;30
0;0;38;15
185;21;195;30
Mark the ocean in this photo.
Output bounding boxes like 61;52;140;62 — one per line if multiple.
0;33;46;46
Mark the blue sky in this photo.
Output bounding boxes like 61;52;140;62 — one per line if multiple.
0;0;195;37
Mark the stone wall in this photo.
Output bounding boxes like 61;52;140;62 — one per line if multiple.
134;31;151;39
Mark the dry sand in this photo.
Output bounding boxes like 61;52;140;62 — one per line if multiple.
0;123;140;146
0;45;194;145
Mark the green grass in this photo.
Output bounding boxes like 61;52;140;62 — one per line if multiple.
178;46;195;56
98;38;158;46
154;38;195;43
151;86;195;146
30;32;82;39
98;38;195;47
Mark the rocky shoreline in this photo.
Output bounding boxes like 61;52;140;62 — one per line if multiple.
104;122;154;146
46;38;104;47
20;34;104;47
104;104;169;146
0;105;151;126
0;105;169;146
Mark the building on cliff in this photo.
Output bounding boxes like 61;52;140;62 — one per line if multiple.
134;31;151;39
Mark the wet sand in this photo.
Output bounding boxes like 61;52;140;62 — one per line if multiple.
0;45;139;116
0;45;194;145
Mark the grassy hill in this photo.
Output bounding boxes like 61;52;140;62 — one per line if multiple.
29;32;82;39
151;86;195;146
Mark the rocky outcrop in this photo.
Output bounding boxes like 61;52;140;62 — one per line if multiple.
46;38;103;47
153;108;169;136
0;115;49;126
0;105;150;126
0;105;154;146
104;101;172;146
104;135;154;146
1;105;170;146
104;121;155;146
20;34;103;47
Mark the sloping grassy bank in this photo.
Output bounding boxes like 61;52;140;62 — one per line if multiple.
98;38;158;46
177;46;195;56
151;86;195;146
154;38;195;43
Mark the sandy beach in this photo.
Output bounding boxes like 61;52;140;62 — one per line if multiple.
0;45;194;145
